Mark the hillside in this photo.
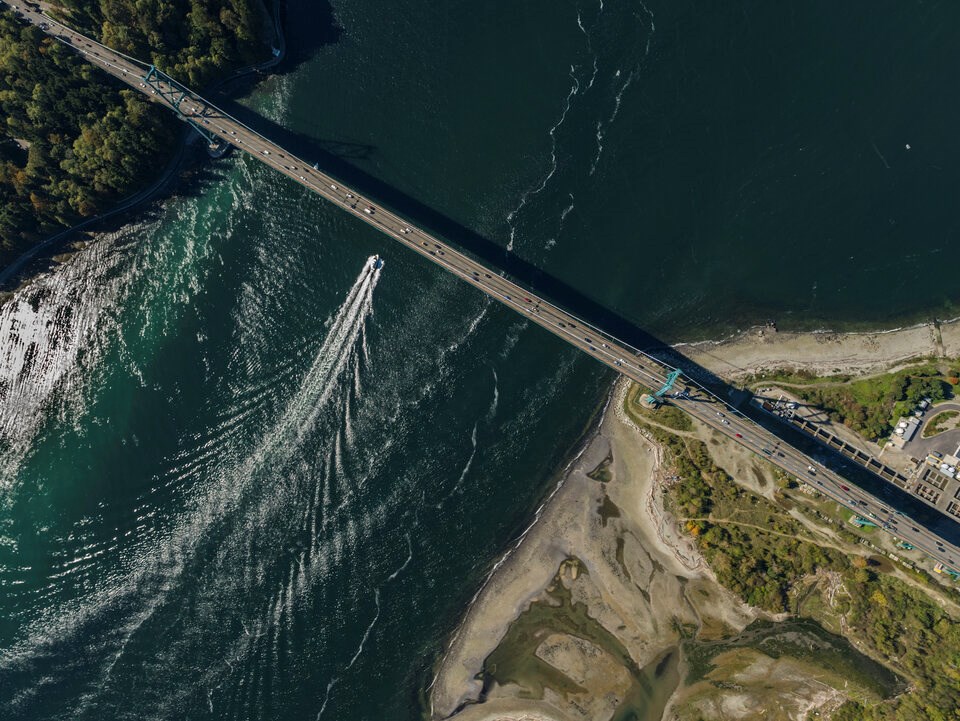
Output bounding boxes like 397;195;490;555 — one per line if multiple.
0;0;268;268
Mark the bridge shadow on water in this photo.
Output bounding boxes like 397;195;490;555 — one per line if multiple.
13;0;958;548
193;101;960;545
184;81;960;546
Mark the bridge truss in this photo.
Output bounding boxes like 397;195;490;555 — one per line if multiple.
142;65;220;145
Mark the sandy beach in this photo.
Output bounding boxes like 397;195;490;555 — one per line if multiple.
430;380;757;721
429;372;910;721
678;318;960;381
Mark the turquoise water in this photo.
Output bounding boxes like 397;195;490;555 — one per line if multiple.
1;1;958;718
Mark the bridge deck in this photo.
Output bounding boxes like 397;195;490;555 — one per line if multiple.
12;0;960;572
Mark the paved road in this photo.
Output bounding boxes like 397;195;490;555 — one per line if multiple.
11;0;960;574
906;403;960;459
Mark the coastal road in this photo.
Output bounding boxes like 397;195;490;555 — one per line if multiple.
11;0;960;574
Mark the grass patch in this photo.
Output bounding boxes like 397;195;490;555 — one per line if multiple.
922;409;960;438
624;379;960;719
624;385;692;432
790;363;950;442
746;367;853;386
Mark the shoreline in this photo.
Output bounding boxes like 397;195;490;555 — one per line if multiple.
429;379;758;720
676;316;960;381
428;368;921;721
0;0;286;297
427;393;615;718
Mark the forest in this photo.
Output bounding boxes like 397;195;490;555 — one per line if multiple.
50;0;266;87
0;0;265;268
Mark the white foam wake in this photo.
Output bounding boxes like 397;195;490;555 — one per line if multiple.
0;256;384;690
256;255;382;457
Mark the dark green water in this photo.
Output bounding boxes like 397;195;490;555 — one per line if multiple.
1;1;957;718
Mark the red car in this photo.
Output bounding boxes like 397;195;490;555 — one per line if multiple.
840;485;850;492
735;433;743;438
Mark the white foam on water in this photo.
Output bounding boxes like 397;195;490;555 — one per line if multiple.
352;351;363;399
576;6;600;90
343;389;356;449
0;257;384;690
453;423;479;492
590;1;655;176
315;529;414;720
436;422;479;508
546;193;577;250
447;298;491;354
498;319;528;360
487;368;499;422
506;65;581;251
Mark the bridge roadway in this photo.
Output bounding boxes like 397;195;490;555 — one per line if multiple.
12;1;960;572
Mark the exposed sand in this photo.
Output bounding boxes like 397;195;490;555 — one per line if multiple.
677;318;960;381
429;381;756;721
428;374;905;721
429;316;960;720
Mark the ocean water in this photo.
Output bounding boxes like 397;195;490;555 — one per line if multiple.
1;1;959;719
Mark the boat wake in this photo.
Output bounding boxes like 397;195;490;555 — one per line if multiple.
0;255;387;719
315;533;414;720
